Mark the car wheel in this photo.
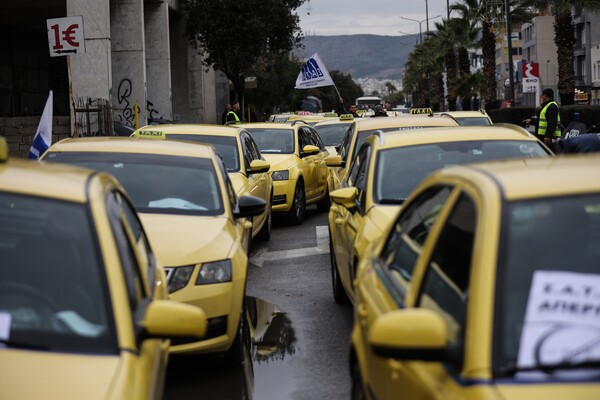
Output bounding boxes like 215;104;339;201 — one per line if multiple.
330;230;349;304
287;180;306;225
351;360;367;400
256;197;272;242
316;185;331;212
222;302;250;367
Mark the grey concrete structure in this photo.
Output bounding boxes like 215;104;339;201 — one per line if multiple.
0;0;229;157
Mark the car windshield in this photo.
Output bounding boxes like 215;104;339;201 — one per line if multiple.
0;193;115;353
314;123;351;146
245;128;295;154
374;140;549;204
44;152;223;215
454;117;492;126
495;194;600;378
165;134;240;172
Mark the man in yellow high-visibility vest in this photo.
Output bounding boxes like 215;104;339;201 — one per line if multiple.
524;88;561;146
226;101;241;124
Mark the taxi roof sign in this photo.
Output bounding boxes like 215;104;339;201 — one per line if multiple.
339;114;354;121
410;108;433;115
133;129;166;139
323;112;338;117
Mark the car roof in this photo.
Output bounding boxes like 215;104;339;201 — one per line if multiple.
1;157;98;203
136;124;242;137
46;136;216;158
376;125;539;149
313;118;355;127
354;115;459;130
238;122;299;129
437;110;490;118
433;154;600;200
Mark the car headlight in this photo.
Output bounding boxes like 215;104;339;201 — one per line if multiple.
196;259;232;285
168;265;194;293
271;170;289;181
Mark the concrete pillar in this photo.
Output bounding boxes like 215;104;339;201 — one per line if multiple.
67;0;112;135
188;47;219;124
145;1;171;121
111;0;147;128
169;12;189;123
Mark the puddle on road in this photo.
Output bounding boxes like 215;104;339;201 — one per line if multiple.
164;296;298;400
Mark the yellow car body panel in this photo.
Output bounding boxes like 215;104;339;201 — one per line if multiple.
436;110;493;126
41;137;251;358
351;154;600;400
0;137;205;399
133;124;273;240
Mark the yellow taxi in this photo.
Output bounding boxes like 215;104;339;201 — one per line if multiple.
436;110;493;126
313;114;355;156
41;138;265;366
0;137;205;399
351;154;600;399
132;124;273;241
285;111;339;126
325;115;459;196
240;121;330;224
329;125;552;305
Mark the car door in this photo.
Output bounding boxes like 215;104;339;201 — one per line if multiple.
333;143;372;293
298;127;319;200
355;185;456;398
107;190;167;399
240;132;268;229
306;126;329;195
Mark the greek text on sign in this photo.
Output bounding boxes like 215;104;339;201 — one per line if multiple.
47;16;86;57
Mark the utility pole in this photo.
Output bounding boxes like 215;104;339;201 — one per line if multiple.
506;0;515;105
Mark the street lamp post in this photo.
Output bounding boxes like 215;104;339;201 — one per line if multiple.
400;14;441;45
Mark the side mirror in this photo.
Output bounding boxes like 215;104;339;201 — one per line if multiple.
325;154;344;167
248;159;270;174
301;144;320;157
142;300;206;339
369;309;449;362
234;195;267;219
330;187;358;209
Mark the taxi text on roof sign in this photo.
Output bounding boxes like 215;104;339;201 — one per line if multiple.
134;129;166;139
339;114;354;121
410;108;433;115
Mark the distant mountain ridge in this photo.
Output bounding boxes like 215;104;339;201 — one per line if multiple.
294;34;417;80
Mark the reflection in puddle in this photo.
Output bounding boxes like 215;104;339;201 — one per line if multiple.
164;296;297;400
247;296;297;363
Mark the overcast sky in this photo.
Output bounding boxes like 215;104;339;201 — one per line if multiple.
296;0;451;36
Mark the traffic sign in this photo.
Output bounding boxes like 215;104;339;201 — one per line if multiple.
47;16;85;57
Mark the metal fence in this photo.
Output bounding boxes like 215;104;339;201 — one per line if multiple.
73;97;114;137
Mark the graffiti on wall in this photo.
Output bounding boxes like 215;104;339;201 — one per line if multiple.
116;78;139;127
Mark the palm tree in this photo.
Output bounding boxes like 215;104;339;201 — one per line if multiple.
532;1;600;105
428;19;459;110
452;0;534;106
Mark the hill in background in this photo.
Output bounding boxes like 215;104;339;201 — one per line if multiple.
294;34;417;80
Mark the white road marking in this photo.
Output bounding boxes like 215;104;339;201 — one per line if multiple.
250;225;329;267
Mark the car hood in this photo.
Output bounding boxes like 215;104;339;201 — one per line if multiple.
261;154;297;172
0;349;120;399
367;205;402;233
140;213;234;266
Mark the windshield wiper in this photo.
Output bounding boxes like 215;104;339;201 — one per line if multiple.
497;360;600;376
0;337;52;351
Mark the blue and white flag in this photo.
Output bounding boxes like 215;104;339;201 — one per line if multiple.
295;53;335;89
28;90;53;160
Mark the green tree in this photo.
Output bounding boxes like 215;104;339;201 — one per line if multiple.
532;1;600;105
385;82;397;95
183;0;307;105
452;0;534;106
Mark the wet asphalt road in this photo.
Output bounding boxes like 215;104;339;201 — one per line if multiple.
164;206;354;400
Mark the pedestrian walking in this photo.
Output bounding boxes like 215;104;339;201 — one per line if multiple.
523;88;561;146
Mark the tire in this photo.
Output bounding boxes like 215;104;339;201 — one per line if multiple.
316;185;331;212
351;361;367;400
330;230;350;304
255;196;272;242
287;180;306;225
222;302;249;367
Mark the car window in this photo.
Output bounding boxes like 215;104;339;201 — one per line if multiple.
0;192;114;352
242;131;263;161
314;123;351;146
45;152;224;216
380;185;453;285
338;123;356;163
165;134;240;172
245;128;295;154
418;193;476;371
346;143;371;210
305;126;326;150
298;128;311;150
